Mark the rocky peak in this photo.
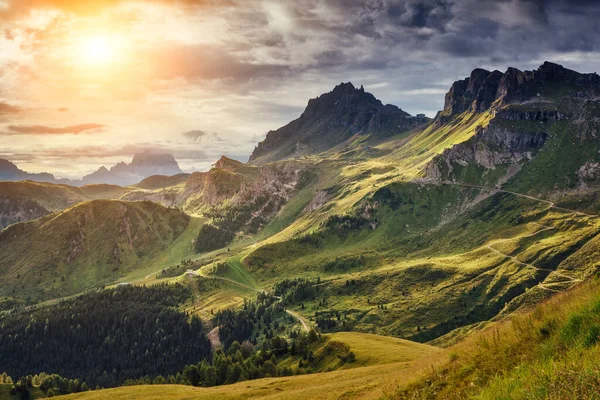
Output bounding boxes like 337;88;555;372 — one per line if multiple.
442;62;600;119
301;82;385;121
82;153;183;186
249;83;421;165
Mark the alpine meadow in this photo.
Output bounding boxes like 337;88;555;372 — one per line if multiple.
2;1;600;399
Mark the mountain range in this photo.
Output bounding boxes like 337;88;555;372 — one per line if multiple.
0;152;184;187
3;61;600;399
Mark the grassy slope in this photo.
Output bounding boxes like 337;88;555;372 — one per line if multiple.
132;174;190;190
55;332;444;400
394;277;600;399
0;181;130;229
0;200;190;301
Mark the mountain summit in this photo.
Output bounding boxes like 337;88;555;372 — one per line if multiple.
249;82;426;165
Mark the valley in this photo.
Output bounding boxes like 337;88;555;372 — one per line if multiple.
3;61;600;399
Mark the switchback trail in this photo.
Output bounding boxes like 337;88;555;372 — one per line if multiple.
434;180;597;217
190;270;261;293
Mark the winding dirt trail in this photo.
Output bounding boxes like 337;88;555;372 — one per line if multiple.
436;180;597;217
190;271;311;332
191;270;261;293
285;309;310;332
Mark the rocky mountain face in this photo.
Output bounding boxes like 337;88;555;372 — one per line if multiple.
426;62;600;192
439;61;600;120
124;156;311;238
249;82;427;165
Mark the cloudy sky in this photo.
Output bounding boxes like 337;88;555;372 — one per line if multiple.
1;0;600;178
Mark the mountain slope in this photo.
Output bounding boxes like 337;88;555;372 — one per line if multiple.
0;200;190;301
133;173;190;190
222;62;600;344
249;82;427;165
0;181;129;229
395;278;600;399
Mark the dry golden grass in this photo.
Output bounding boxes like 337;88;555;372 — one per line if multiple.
55;332;446;400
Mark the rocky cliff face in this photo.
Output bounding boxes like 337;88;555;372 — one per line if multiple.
0;197;49;230
249;82;426;165
425;120;550;184
426;62;600;191
439;62;600;123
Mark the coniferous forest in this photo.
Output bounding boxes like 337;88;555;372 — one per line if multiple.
0;284;211;388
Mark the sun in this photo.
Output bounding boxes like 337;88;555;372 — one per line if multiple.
79;35;115;65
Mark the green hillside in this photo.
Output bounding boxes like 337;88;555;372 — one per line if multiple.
132;173;190;190
0;200;190;302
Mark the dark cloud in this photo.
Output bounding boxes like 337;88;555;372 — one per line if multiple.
182;130;208;141
0;101;23;115
5;123;104;135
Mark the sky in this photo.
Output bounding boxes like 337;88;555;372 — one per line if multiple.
1;0;600;178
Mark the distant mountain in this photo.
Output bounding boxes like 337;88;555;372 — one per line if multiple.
0;152;184;187
248;82;428;165
0;159;67;184
82;152;184;186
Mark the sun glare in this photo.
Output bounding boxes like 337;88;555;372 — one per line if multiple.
79;35;116;65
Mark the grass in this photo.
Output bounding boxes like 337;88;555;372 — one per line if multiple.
123;216;206;284
393;277;600;399
241;181;600;342
54;332;444;400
